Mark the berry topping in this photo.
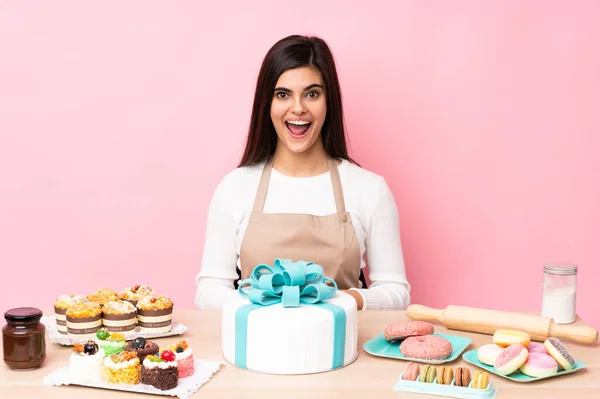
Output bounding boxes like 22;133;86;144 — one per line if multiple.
96;328;109;340
161;349;176;362
84;341;99;355
132;337;146;349
176;346;184;353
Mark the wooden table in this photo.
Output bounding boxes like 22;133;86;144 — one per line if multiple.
1;309;599;398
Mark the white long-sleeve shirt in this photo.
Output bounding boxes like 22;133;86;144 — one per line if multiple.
194;159;411;310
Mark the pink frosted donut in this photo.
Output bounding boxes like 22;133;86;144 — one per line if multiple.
527;342;548;355
400;335;453;360
520;352;558;378
494;344;528;375
384;320;434;342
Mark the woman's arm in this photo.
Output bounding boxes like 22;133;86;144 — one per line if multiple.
349;177;411;310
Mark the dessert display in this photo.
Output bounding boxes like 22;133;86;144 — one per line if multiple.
162;340;194;378
67;341;105;381
103;351;141;385
399;363;491;390
137;295;174;333
54;295;90;334
95;329;127;357
141;350;179;391
124;337;159;363
87;288;119;307
102;300;137;332
66;302;102;339
119;285;155;306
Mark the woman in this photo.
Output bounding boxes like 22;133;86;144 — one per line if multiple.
194;35;410;310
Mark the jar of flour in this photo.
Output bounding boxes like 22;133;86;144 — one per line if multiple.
541;262;577;324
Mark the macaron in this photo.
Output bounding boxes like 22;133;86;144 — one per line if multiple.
544;337;576;370
520;352;558;378
402;362;420;381
454;367;471;387
493;329;531;347
494;344;529;375
384;320;434;342
419;364;437;383
477;344;504;366
436;366;454;385
472;371;490;389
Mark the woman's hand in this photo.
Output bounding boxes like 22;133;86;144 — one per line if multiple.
341;289;364;310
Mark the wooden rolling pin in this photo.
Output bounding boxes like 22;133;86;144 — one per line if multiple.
407;304;598;344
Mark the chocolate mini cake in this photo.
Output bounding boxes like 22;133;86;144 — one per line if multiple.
124;337;159;362
141;351;178;391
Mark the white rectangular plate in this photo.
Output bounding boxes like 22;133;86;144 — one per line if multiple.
42;316;188;346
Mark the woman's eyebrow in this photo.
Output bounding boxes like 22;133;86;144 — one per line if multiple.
274;83;324;92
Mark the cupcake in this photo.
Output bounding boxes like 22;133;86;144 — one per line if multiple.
87;288;119;307
67;341;105;381
102;300;137;332
66;302;102;340
163;340;194;378
95;328;127;356
54;295;89;335
141;350;178;391
103;351;141;385
119;285;155;306
137;295;173;333
124;337;159;363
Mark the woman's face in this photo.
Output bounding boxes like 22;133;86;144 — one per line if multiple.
270;66;327;155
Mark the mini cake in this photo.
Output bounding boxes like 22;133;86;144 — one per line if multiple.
95;329;127;356
54;294;89;335
87;288;119;307
66;302;103;340
137;295;173;333
119;285;155;306
67;341;105;381
102;300;137;332
103;351;141;385
124;337;159;363
163;340;194;378
141;350;178;391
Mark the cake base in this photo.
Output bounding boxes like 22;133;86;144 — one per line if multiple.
141;365;178;390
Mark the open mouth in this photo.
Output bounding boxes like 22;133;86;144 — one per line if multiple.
285;121;312;138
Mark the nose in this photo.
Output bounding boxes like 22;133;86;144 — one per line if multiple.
291;96;306;114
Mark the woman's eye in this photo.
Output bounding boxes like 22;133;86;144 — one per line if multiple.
307;91;319;98
276;92;288;99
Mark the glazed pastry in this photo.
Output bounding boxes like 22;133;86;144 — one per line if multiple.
494;344;528;375
383;320;434;342
95;329;127;357
141;350;178;391
527;342;549;355
492;330;531;347
124;337;159;363
436;366;453;385
402;362;420;381
454;367;471;387
137;295;174;333
54;295;89;335
520;352;558;378
472;371;489;389
103;351;141;384
119;285;155;306
544;337;576;370
400;335;453;360
419;365;437;383
102;300;137;332
66;302;103;340
87;288;119;307
477;344;504;366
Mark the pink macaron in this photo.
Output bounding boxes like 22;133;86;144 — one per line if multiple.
520;352;558;378
402;362;420;381
400;335;453;360
527;342;548;355
494;344;528;375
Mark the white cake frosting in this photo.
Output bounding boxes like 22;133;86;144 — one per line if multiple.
68;349;105;381
222;291;358;374
142;358;178;369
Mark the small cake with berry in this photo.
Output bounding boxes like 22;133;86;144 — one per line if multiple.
141;350;178;391
103;351;141;385
124;337;159;362
137;295;174;333
102;300;137;332
87;288;119;307
66;302;103;340
54;294;89;335
67;341;105;381
119;285;155;306
95;328;127;356
163;340;194;378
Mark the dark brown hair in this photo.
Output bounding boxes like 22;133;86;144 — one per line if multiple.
238;35;359;167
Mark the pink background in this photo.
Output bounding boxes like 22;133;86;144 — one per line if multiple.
1;2;599;329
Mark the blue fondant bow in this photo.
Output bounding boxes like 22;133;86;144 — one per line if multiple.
237;258;338;307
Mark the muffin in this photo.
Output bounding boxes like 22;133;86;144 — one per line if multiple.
102;300;137;332
66;302;102;340
67;341;105;381
95;328;127;356
163;340;194;378
124;337;159;363
119;285;155;306
103;351;141;385
141;350;178;391
54;294;89;335
137;295;173;333
87;288;119;307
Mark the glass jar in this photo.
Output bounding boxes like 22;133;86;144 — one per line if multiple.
541;262;577;324
3;307;46;370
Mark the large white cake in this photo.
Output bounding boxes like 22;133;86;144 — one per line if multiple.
222;291;358;374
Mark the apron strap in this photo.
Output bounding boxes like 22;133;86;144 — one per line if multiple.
252;157;347;216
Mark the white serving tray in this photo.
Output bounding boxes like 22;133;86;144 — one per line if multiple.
42;316;188;346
